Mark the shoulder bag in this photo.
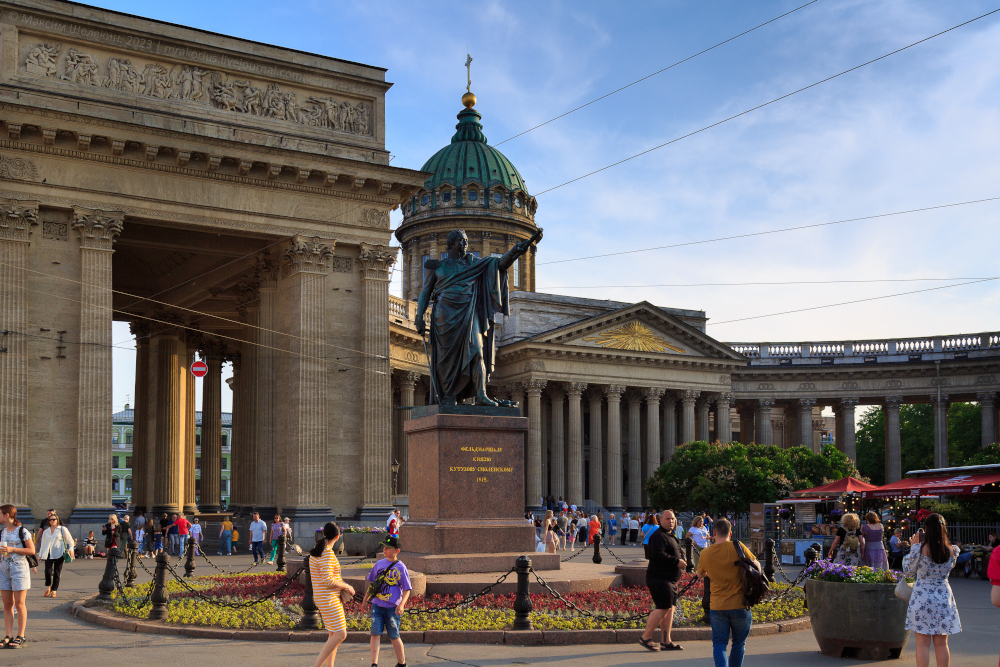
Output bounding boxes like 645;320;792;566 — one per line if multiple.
61;527;74;563
894;550;920;601
18;526;40;568
734;540;768;608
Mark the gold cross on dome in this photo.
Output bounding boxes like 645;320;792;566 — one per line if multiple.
465;53;473;92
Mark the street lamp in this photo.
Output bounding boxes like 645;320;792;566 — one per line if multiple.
391;459;400;497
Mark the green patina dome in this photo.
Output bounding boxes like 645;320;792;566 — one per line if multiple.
419;106;529;195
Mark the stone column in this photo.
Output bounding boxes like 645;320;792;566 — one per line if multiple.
784;405;799;449
524;379;546;510
798;398;817;451
884;396;903;483
128;322;151;513
255;256;278;515
198;343;224;513
626;391;642;511
398;371;419;497
836;398;859;461
481;231;492;260
0;200;37;519
680;390;698;444
235;275;260;513
588;390;603;506
739;405;755;444
227;354;245;513
549;387;566;501
931;394;949;469
604;385;625;513
643;387;663;506
183;339;198;515
715;393;733;443
150;329;184;516
281;237;335;519
566;382;586;507
755;398;775;446
72;208;123;522
980;392;998;448
661;393;678;461
696;396;711;442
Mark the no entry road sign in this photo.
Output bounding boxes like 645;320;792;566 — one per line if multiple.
191;360;208;377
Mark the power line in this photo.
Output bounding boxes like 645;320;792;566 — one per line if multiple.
532;7;1000;197
707;277;1000;326
537;195;1000;266
493;0;820;146
538;277;999;289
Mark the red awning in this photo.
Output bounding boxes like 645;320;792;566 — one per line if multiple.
791;476;880;497
861;473;1000;498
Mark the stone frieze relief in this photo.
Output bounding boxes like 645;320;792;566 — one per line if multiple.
0;154;38;181
20;41;373;137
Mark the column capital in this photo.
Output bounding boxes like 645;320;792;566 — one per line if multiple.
147;312;186;337
524;379;547;396
798;397;817;408
283;235;335;277
236;273;261;320
566;382;587;397
254;254;279;288
72;207;123;250
812;419;825;430
604;384;626;400
681;389;700;404
757;397;775;410
129;320;152;342
401;371;420;387
929;394;949;408
978;391;997;406
625;389;644;406
643;386;665;402
0;198;39;243
884;395;904;409
716;392;733;404
198;338;226;361
839;397;860;408
357;243;398;281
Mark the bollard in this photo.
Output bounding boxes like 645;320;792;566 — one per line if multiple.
763;538;775;583
149;552;170;621
125;540;138;587
701;575;711;624
97;546;120;601
276;534;286;573
803;545;817;568
592;535;602;564
512;555;533;630
684;536;694;573
300;556;321;630
184;536;197;577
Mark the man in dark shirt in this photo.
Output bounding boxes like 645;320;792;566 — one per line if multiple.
640;509;686;651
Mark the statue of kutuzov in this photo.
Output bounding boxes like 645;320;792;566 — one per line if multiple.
415;228;542;406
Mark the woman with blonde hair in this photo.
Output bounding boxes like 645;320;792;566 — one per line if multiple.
829;512;864;566
102;513;122;552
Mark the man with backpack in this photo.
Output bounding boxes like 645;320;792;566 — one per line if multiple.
696;517;763;667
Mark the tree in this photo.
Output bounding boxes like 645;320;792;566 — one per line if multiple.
856;407;886;485
646;441;860;515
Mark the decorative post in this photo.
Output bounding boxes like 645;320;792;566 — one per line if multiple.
125;540;138;587
763;538;775;583
684;536;694;573
512;555;533;630
97;546;119;601
184;536;197;577
149;552;170;621
300;556;321;629
701;575;711;624
592;534;602;564
276;534;286;572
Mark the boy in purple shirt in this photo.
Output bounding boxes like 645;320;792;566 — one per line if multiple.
362;536;412;667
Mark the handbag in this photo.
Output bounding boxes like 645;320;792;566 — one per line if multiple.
894;552;920;601
339;588;354;606
61;528;73;563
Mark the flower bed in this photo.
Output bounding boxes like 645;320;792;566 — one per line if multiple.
341;526;387;534
111;572;805;631
804;559;909;584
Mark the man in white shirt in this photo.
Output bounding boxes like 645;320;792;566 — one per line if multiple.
629;516;640;545
248;512;267;564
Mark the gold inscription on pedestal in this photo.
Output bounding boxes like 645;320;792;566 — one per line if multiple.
452;446;512;484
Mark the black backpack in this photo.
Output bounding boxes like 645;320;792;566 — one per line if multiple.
734;540;768;608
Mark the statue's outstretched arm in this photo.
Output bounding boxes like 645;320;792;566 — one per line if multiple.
498;229;543;271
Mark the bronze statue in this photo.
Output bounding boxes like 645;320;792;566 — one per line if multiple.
415;228;542;406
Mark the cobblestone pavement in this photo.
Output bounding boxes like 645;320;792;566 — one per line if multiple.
7;548;998;665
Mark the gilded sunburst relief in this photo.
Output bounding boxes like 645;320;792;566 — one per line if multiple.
583;321;685;354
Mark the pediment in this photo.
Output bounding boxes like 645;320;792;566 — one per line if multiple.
524;302;744;361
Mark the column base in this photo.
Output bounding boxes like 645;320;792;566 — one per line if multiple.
67;506;111;541
150;505;182;518
253;506;279;519
355;505;395;521
281;507;335;549
606;505;624;514
627;505;643;513
525;504;543;514
15;507;35;528
182;504;198;516
198;504;222;514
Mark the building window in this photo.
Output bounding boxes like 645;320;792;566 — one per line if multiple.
421;194;429;206
112;456;118;469
195;457;201;471
125;432;132;445
112;477;119;492
441;190;452;202
221;433;228;448
125;477;132;491
112;433;119;445
196;433;201;447
222;457;228;470
514;196;522;208
125;456;132;468
493;191;503;204
221;478;229;494
468;189;478;201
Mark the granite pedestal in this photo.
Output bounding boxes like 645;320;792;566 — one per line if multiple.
402;407;558;573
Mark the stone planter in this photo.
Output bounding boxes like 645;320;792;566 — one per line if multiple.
342;532;385;556
806;578;910;660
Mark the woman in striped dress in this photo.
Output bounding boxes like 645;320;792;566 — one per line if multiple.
309;522;354;667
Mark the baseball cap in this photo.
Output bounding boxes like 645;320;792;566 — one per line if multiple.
382;535;400;549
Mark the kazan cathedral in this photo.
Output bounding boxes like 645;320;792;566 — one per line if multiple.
389;90;748;515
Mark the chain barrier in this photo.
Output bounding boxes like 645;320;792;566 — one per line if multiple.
405;568;516;616
341;546;383;566
603;544;631;565
529;568;651;624
110;548;155;610
196;549;265;575
558;547;589;562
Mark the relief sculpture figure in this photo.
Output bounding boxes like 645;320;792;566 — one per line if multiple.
106;57;139;92
25;43;60;77
415;228;542;406
61;49;98;85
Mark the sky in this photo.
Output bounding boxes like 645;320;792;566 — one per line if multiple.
104;0;1000;413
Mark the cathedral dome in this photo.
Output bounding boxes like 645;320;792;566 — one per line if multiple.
419;106;529;195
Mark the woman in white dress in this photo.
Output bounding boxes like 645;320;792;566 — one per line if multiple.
904;513;961;667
